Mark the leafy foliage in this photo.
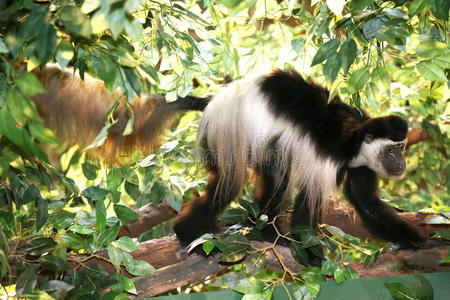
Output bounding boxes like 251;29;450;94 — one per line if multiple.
0;0;448;298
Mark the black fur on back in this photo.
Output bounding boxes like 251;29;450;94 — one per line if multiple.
259;70;407;161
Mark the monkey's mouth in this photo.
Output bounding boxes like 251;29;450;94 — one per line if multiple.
388;170;405;180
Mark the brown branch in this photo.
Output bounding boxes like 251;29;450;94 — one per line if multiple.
406;126;430;148
119;197;438;240
118;202;181;238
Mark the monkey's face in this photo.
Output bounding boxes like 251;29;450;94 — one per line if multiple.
349;134;407;179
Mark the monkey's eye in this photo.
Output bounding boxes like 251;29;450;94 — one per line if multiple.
387;147;394;153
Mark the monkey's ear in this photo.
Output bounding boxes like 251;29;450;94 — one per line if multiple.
363;133;373;143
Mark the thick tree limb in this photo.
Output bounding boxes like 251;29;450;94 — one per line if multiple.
120;198;439;240
118;202;180;238
406;126;430;148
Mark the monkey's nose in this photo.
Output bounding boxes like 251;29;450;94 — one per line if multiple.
397;160;406;172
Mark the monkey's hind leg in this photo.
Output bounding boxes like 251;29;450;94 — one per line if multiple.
173;169;242;245
253;155;290;242
291;190;324;266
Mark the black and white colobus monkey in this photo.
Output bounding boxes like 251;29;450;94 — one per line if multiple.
173;70;425;248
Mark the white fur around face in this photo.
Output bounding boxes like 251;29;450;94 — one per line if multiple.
348;138;406;178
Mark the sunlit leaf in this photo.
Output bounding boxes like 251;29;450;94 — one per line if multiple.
334;268;346;284
16;72;46;96
416;61;447;82
311;39;340;66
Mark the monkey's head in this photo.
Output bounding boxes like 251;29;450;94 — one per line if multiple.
348;116;408;179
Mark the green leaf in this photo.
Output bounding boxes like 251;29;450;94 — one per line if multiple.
21;184;41;208
50;211;76;229
165;188;182;212
311;39;340;66
334;268;346;284
321;260;338;276
96;200;106;233
202;240;216;255
98;222;120;245
339;39;357;74
55;39;74;69
299;267;326;283
82;162;98;180
220;234;251;250
35;24;57;64
219;247;247;262
68;225;95;235
434;54;450;69
62;233;90;250
218;208;248;224
290;242;309;265
29;122;59;145
430;0;450;20
107;9;126;39
107;168;123;191
59;6;92;37
416;61;447;82
114;204;140;225
39;255;70;271
93;55;117;91
16;267;37;295
125;18;143;42
82;186;110;201
385;282;416;300
40;280;74;299
409;0;428;16
0;39;8;53
323;52;342;82
16;72;46;96
239;199;260;218
26;237;57;256
111;274;137;295
5;91;41;123
124;181;139;201
343;265;359;279
416;40;447;58
117;236;139;252
125;259;155;276
365;82;381;109
306;283;320;296
244;252;266;275
348;68;370;93
36;197;48;232
411;274;434;300
108;245;122;266
149;180;166;206
371;66;390;92
0;108;48;162
301;232;321;249
291;225;315;237
343;234;361;245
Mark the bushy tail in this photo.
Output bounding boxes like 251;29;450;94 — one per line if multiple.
31;65;210;162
